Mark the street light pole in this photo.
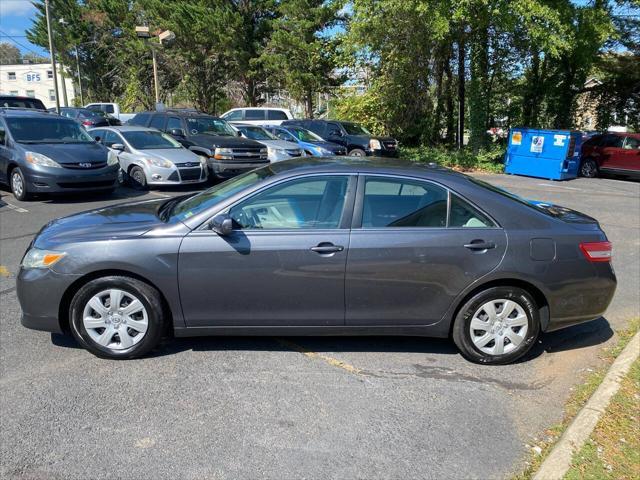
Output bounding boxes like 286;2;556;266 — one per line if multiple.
151;45;160;105
44;0;60;113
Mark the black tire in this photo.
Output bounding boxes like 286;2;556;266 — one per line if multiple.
348;148;366;157
580;158;598;178
10;167;32;201
69;276;166;359
452;286;540;365
128;165;148;190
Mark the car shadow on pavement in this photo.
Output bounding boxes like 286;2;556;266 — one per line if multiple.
50;317;613;363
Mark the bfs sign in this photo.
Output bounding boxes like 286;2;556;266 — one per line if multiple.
24;72;41;82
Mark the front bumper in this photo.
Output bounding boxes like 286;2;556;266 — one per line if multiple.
208;160;270;177
147;164;208;185
17;267;81;334
24;165;120;193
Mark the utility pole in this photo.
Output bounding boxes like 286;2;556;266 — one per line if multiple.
45;0;60;113
75;45;84;105
151;46;160;105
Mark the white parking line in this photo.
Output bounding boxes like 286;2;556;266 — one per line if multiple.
537;183;583;191
148;191;170;198
0;202;29;213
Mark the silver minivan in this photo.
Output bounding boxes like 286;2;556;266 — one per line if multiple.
89;126;207;188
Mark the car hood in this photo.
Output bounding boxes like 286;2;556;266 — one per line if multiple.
33;199;171;248
187;133;264;149
137;148;201;164
21;142;108;164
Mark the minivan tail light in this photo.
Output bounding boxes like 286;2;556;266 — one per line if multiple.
82;120;93;126
580;241;612;262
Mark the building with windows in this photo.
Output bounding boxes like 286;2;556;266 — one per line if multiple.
0;63;75;108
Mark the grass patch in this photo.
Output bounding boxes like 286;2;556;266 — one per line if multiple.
513;318;640;480
565;358;640;479
399;145;506;173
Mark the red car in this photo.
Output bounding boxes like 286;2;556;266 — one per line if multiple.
580;132;640;179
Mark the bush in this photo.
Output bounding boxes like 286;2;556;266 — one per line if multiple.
399;145;506;173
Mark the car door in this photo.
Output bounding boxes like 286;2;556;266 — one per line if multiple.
613;136;640;173
0;118;11;182
178;174;356;327
346;175;507;326
326;122;346;147
596;134;624;170
106;130;137;172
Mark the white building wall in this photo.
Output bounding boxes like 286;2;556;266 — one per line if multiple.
0;63;76;109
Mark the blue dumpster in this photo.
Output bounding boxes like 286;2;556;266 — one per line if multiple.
504;128;581;180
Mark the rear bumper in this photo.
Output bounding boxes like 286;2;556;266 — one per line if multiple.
543;263;617;332
23;165;120;193
17;267;81;334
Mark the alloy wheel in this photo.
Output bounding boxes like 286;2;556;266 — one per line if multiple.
11;171;24;198
469;299;529;356
82;289;148;350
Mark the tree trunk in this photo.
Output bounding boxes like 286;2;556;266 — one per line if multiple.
469;13;489;152
457;25;465;150
305;92;314;118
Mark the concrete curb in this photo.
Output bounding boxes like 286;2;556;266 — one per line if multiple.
533;330;640;480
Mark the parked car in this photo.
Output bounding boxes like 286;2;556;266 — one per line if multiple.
128;110;268;179
221;107;293;126
264;125;347;156
580;132;640;179
283;119;398;157
0;109;119;201
49;107;121;127
0;95;46;110
84;102;136;123
233;124;303;162
89;126;208;189
18;158;615;364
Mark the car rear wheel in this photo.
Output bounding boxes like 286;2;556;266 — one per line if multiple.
69;276;166;359
580;158;598;178
348;148;366;157
10;167;32;201
128;166;148;190
452;286;540;364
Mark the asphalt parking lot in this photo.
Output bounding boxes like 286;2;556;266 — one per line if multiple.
1;174;638;480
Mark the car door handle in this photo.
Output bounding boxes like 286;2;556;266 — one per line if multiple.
464;241;496;250
311;243;344;254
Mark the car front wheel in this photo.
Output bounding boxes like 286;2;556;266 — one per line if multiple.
348;148;366;157
69;276;166;359
452;286;540;364
10;167;32;201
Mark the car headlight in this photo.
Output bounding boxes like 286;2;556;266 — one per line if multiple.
319;148;333;155
25;151;62;168
21;248;66;269
145;157;173;168
369;139;382;150
267;147;285;155
107;150;120;166
213;148;233;160
198;155;208;166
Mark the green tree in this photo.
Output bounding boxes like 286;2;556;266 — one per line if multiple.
261;0;343;117
0;42;22;64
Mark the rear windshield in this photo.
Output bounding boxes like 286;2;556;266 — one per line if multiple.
6;117;95;144
468;177;597;223
122;131;182;149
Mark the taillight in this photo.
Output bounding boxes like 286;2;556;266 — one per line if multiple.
580;241;612;262
82;120;92;126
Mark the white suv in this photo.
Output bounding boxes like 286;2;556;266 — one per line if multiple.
221;107;293;126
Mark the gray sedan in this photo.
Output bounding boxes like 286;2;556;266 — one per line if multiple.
89;126;208;188
17;158;616;364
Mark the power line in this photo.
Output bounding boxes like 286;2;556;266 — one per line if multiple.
0;30;47;57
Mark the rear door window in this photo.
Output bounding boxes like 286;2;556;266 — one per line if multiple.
601;135;624;148
449;194;495;228
623;136;640;150
166;117;182;132
245;110;266;121
224;110;243;121
361;177;448;228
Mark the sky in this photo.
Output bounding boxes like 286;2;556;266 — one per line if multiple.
0;0;48;57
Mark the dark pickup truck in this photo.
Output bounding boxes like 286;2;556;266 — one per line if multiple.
129;110;268;179
283;119;398;157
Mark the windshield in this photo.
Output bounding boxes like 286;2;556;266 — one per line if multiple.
123;131;182;150
288;127;323;142
240;126;276;141
6;117;95;144
342;122;371;135
185;117;235;137
171;168;275;221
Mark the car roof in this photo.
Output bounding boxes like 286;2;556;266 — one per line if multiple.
228;107;287;110
88;125;157;132
265;157;466;182
0;109;61;118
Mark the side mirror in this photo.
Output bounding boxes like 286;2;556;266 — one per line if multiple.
210;214;234;236
111;143;125;151
94;136;101;142
237;130;243;137
169;128;185;137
